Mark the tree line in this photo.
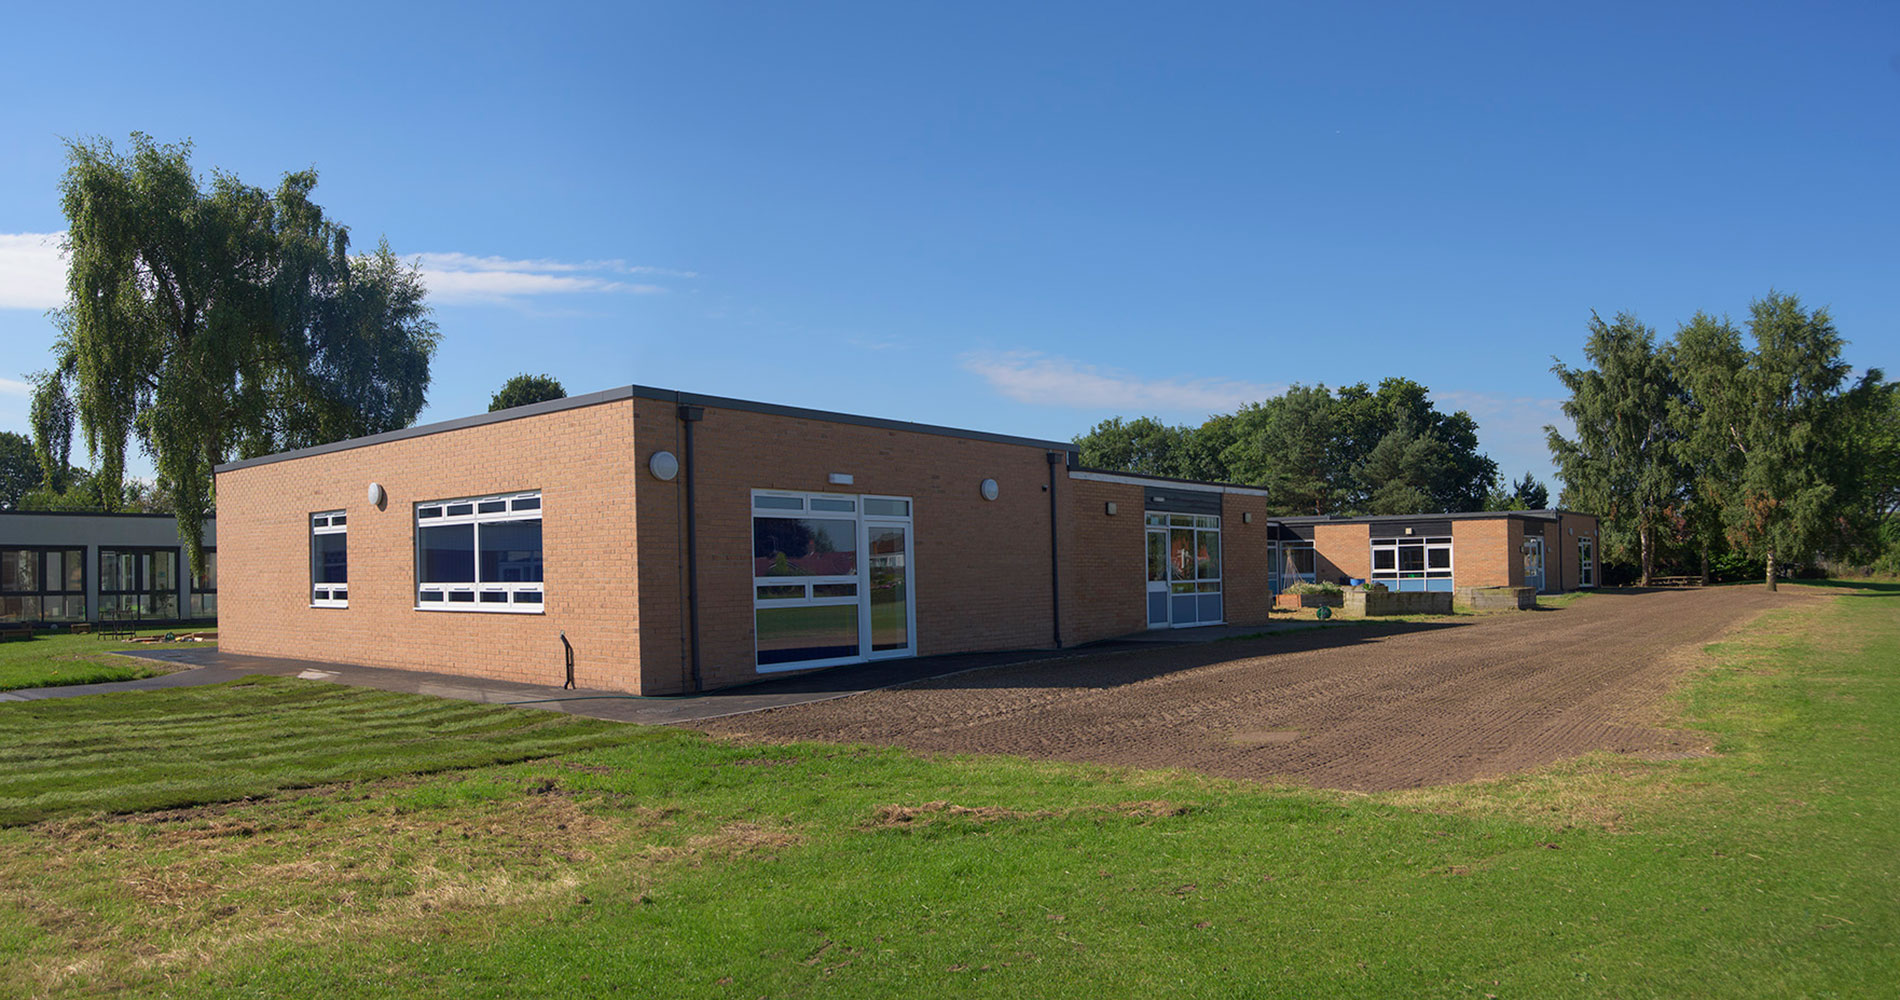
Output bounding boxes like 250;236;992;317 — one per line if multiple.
1546;292;1894;590
1073;377;1544;516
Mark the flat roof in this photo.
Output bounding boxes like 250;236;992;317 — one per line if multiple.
1272;509;1592;525
215;384;1077;474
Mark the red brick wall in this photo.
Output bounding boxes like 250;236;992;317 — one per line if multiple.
1061;478;1147;646
1312;523;1370;583
635;402;1065;692
1555;512;1600;591
216;399;642;691
1451;518;1512;589
1220;494;1272;626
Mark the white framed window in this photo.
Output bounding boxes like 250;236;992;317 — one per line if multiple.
752;490;914;671
415;491;543;612
1578;536;1595;588
311;511;348;608
1370;536;1454;592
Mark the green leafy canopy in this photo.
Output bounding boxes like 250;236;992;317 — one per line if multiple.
30;134;440;576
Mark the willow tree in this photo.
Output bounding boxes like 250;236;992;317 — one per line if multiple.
1546;312;1681;585
32;134;438;577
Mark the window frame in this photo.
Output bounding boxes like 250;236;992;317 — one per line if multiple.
1369;536;1454;585
1577;536;1596;588
99;546;182;620
0;546;87;623
413;491;545;613
190;547;218;618
310;511;349;608
751;489;916;672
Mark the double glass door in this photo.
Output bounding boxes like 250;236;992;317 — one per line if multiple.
751;491;914;672
1146;513;1222;628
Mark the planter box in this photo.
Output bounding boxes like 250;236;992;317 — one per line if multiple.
1453;586;1538;611
1274;592;1343;611
1340;590;1453;617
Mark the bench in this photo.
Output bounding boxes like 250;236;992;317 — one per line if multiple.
0;625;32;642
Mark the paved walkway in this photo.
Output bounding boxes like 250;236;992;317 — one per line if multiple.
0;619;1323;724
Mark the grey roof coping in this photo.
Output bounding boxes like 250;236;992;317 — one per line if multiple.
1067;465;1273;494
215;384;1075;474
1270;509;1594;525
0;509;211;520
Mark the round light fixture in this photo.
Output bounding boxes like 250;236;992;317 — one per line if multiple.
367;482;386;508
980;478;1000;501
649;450;680;482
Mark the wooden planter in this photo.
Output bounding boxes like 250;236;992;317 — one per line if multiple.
1340;590;1454;617
1452;586;1538;611
1274;592;1343;611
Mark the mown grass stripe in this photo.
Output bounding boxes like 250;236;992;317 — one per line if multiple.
0;676;641;826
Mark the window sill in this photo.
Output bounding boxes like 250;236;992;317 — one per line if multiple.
414;605;545;615
310;602;349;610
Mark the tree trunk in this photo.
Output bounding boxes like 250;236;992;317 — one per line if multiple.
1639;522;1654;587
1765;549;1778;592
1699;548;1711;587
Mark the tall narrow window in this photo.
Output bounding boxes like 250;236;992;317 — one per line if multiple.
1578;537;1595;588
414;492;543;611
190;548;218;618
311;512;348;608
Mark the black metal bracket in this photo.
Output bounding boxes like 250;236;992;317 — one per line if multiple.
561;631;575;690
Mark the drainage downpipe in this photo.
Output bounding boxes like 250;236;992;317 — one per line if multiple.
679;402;706;693
1047;451;1063;649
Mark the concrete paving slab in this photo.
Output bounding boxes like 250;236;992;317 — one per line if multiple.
8;641;1147;725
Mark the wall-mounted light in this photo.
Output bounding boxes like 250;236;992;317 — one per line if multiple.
367;482;386;509
1404;526;1414;535
829;473;854;485
980;478;1000;501
648;451;680;482
1105;501;1118;515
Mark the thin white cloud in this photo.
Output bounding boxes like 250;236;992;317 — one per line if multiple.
963;351;1281;414
413;252;693;305
0;377;31;396
0;232;67;310
1434;388;1572;484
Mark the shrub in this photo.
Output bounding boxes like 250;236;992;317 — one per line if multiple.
1360;581;1389;593
1285;581;1342;595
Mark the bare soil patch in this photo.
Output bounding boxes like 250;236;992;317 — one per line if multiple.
696;587;1818;791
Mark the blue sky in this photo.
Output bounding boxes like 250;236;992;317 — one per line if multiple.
3;1;1896;490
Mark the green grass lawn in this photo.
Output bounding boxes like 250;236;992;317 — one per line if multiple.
1;584;1894;997
0;628;201;692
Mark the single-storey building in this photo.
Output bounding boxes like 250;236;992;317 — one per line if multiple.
213;386;1596;694
1;511;218;625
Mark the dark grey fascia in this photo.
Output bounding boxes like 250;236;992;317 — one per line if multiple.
1271;509;1589;527
216;384;1075;474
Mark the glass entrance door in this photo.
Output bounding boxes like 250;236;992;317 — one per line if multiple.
865;522;912;657
1145;513;1222;628
1146;527;1169;628
1522;537;1546;592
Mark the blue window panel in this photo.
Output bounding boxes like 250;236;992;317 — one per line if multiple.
1170;594;1198;625
1426;579;1454;593
1148;591;1168;624
1198;593;1222;622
